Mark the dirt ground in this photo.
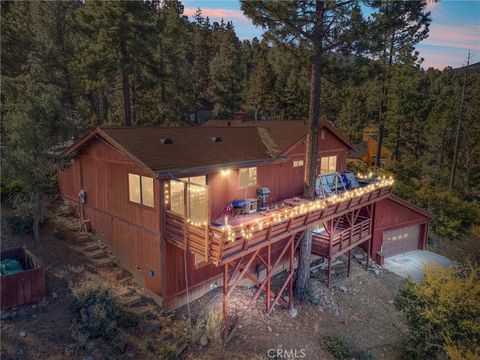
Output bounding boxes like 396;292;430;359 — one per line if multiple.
1;203;408;360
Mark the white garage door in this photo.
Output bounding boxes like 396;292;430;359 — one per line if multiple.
382;225;421;258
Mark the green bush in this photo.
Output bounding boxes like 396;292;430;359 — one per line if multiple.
395;265;480;359
70;280;120;339
5;214;32;235
322;335;352;359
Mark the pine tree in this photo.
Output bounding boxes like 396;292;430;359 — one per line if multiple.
2;1;78;241
208;22;243;118
242;0;370;300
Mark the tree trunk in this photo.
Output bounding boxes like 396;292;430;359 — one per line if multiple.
449;51;470;191
32;194;45;242
375;23;395;167
120;33;132;127
294;1;324;301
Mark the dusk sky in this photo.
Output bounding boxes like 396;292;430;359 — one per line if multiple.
183;0;480;70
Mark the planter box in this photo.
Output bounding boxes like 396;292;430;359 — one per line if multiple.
1;246;46;310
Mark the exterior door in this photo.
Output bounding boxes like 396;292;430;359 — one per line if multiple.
382;225;420;257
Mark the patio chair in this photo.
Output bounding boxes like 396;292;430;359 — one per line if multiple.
341;172;360;190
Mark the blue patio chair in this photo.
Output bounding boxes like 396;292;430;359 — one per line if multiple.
341;172;360;190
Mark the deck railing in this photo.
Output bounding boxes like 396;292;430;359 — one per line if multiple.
165;178;394;265
311;216;372;258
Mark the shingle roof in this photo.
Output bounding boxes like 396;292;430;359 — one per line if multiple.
66;126;277;174
202;120;356;153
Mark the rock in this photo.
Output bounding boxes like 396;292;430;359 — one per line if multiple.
127;353;135;359
353;253;364;260
311;297;320;305
51;292;58;299
274;333;280;337
19;331;26;337
31;304;37;310
288;308;298;318
82;356;94;360
338;286;348;293
360;260;367;266
267;326;273;332
199;335;208;347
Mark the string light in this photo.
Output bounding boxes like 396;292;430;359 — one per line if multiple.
220;176;394;242
166;174;394;243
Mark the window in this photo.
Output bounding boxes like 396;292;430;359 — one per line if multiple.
170;176;208;223
239;167;256;187
170;180;185;215
293;160;304;168
320;156;337;174
128;174;154;207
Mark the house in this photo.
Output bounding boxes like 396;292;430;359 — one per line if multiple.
57;121;432;340
348;125;393;166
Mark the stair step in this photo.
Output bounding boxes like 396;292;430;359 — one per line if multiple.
120;295;143;307
130;306;151;317
87;249;107;259
118;276;133;284
92;256;114;266
80;243;101;252
76;233;92;242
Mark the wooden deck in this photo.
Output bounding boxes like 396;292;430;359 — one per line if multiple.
165;182;393;266
311;216;372;258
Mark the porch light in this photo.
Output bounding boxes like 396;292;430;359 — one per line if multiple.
221;169;231;176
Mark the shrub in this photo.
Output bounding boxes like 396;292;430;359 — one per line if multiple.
5;214;32;235
117;310;140;328
205;310;222;345
321;335;352;359
395;264;480;359
70;280;120;339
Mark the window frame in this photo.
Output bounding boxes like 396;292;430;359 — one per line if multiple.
128;173;155;208
293;159;304;168
238;167;257;188
319;155;337;175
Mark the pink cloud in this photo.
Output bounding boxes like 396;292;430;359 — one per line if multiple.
419;47;477;69
424;23;480;50
183;7;251;23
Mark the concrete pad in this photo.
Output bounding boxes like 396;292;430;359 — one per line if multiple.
383;250;454;282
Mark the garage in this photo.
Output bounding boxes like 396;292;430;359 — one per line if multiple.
381;225;420;258
372;195;434;264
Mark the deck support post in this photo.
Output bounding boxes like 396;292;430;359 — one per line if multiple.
266;244;271;313
223;263;228;343
289;235;294;310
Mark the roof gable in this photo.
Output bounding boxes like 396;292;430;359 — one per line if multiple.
388;195;435;219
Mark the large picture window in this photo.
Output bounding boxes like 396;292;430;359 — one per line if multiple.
320;156;337;175
239;167;257;187
128;174;154;207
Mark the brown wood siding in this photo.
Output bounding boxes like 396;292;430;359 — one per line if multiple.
58;139;162;295
372;198;430;259
164;127;351;305
1;247;46;310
